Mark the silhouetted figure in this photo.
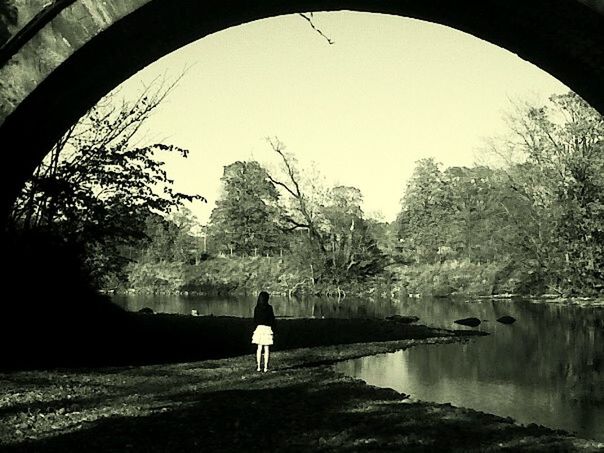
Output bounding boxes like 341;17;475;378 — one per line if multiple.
252;291;275;372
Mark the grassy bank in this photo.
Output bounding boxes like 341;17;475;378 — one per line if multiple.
1;336;601;451
119;255;528;299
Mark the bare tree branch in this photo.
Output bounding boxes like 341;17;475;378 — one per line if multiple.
265;137;327;253
299;13;334;45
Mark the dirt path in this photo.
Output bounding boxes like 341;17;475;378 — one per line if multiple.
1;335;602;452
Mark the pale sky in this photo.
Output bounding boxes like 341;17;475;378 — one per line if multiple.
115;11;569;224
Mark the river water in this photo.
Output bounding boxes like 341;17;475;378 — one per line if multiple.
113;294;603;441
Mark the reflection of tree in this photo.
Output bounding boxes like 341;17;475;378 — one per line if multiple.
397;298;603;407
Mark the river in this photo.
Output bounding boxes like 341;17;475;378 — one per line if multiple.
112;294;603;441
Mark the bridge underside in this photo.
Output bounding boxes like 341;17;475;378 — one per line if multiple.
0;0;603;220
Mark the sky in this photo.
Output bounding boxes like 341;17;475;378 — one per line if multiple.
115;11;570;224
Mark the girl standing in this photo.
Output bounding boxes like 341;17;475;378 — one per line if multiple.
251;291;275;372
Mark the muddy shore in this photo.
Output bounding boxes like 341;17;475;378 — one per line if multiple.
2;313;481;369
1;317;602;451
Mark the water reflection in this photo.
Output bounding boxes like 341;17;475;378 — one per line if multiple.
112;294;402;319
112;294;603;441
335;298;604;442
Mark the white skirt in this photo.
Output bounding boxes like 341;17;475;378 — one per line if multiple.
252;325;273;345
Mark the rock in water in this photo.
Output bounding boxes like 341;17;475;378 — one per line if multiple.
497;315;516;324
454;317;481;327
386;315;420;324
138;307;154;314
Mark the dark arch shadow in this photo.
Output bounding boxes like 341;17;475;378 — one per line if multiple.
0;0;603;220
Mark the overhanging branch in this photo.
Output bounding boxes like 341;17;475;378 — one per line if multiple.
299;13;334;45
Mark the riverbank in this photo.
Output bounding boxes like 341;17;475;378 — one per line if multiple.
115;256;604;301
1;336;601;452
116;256;514;298
1;312;482;370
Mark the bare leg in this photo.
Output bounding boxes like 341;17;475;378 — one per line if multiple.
256;345;262;371
263;345;270;372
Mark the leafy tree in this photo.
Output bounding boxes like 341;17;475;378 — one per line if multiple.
396;158;454;263
366;218;402;262
442;166;512;263
265;139;384;285
398;91;604;295
502;92;604;294
322;186;384;282
207;160;284;256
138;208;201;264
120;208;203;293
9;78;205;286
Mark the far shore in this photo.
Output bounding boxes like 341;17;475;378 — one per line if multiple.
107;288;604;307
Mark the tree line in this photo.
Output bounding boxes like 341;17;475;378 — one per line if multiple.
204;92;604;297
397;92;604;296
8;87;603;298
205;139;386;290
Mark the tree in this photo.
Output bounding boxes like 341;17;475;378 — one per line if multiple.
501;92;604;294
366;217;401;262
397;158;454;263
440;166;511;263
264;138;329;282
138;208;201;264
9;77;205;286
207;160;284;256
321;186;384;282
265;139;384;285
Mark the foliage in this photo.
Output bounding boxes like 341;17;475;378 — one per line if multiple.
390;260;514;297
126;261;188;294
397;158;452;263
207;161;284;257
121;207;205;293
15;81;600;300
9;79;204;287
397;160;510;264
140;209;201;264
321;185;385;282
262;139;386;285
396;91;604;296
498;92;604;294
199;140;387;289
121;89;604;299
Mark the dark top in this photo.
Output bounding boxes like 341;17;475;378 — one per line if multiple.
254;303;275;328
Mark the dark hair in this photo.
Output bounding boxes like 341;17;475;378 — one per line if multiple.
257;291;270;306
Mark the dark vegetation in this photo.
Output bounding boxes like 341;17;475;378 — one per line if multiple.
65;90;602;299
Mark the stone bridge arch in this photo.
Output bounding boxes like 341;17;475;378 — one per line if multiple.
0;0;603;221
